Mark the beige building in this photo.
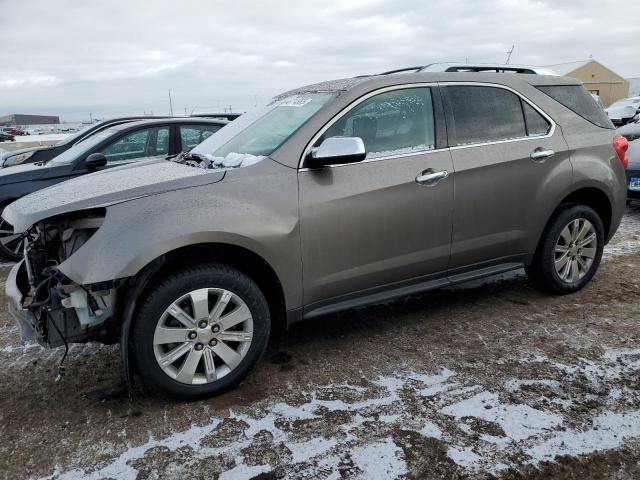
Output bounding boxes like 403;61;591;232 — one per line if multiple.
543;60;629;107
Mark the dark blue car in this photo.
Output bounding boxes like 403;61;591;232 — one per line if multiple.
0;117;226;259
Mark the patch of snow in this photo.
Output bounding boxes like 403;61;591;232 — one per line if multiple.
289;438;338;464
447;445;483;469
218;463;271;480
190;152;265;170
441;391;563;441
350;439;407;480
420;421;443;439
367;143;434;159
526;410;640;462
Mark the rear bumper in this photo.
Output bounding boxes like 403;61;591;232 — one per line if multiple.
5;261;39;343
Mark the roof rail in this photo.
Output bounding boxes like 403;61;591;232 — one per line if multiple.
378;63;558;76
379;66;426;75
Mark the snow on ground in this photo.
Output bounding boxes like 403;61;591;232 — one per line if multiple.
35;347;640;480
1;133;69;144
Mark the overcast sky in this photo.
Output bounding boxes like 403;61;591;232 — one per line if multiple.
1;0;638;121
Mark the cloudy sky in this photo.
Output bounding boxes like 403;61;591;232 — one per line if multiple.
0;0;638;121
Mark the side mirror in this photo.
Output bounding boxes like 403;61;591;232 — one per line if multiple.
84;152;107;170
307;137;366;168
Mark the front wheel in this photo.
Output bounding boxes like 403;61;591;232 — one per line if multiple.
526;204;604;294
132;263;270;400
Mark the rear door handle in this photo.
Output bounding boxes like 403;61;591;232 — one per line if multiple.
416;169;449;186
530;148;555;162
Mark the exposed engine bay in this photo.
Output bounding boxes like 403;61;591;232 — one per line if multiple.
15;208;122;348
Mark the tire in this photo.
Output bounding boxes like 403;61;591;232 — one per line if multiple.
0;206;24;261
526;204;604;294
132;263;270;400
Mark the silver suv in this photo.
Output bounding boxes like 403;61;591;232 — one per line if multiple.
4;71;629;399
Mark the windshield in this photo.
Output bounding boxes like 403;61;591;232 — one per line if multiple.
48;128;115;165
191;92;335;163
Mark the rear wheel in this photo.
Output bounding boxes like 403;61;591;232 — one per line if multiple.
132;263;270;400
526;204;604;294
0;207;24;261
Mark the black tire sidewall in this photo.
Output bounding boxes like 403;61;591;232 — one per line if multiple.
534;205;604;294
133;264;270;400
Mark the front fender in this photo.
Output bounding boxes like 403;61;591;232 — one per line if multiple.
57;163;302;310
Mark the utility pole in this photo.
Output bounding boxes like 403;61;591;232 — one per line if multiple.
505;45;515;64
168;89;174;116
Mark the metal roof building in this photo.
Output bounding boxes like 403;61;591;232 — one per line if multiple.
542;60;629;107
0;114;60;126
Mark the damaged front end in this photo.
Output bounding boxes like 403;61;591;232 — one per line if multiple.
7;208;122;348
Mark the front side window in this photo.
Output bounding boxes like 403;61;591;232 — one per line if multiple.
100;127;170;165
180;124;221;151
321;88;435;159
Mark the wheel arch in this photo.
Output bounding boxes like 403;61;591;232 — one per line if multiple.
530;185;613;266
118;242;288;387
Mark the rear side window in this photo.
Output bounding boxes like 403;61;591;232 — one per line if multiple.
446;86;552;145
446;86;527;145
522;102;551;136
537;85;613;129
322;87;435;159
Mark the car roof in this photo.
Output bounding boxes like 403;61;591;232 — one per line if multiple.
277;71;581;100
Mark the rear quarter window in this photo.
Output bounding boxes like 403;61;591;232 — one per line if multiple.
537;85;613;129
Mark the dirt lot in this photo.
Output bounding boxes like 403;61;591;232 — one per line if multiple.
1;206;640;480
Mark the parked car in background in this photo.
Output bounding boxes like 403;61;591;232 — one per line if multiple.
3;70;626;400
605;96;640;126
624;139;640;201
0;132;15;142
0;117;227;260
617;116;640;143
0;116;175;168
1;127;25;136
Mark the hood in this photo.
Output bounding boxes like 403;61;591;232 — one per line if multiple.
617;121;640;141
606;103;637;120
0;162;50;185
0;145;46;163
3;159;226;232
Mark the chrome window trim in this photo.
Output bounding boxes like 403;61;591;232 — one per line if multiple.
297;81;556;170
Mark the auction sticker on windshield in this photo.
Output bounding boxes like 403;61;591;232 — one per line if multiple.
630;177;640;191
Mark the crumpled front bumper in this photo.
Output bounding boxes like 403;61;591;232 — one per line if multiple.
5;261;38;343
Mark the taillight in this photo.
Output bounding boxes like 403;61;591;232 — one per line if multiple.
613;134;629;169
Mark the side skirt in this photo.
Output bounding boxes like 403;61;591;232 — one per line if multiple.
296;261;524;323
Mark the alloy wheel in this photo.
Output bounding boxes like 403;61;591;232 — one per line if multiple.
554;218;597;283
153;288;254;385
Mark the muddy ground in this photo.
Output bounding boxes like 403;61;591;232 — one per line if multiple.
1;206;640;480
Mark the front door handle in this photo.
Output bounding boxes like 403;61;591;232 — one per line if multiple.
416;169;449;186
530;148;555;162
